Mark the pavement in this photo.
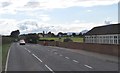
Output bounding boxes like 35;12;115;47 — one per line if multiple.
5;43;118;72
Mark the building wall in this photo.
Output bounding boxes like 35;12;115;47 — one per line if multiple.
85;34;120;44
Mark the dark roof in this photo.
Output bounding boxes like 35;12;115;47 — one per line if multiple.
85;23;120;35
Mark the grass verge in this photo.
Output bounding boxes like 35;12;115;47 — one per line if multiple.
0;45;2;72
2;44;11;71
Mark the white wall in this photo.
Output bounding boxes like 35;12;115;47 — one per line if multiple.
85;34;120;44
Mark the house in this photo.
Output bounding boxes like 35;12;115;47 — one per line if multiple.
84;23;120;44
38;33;43;38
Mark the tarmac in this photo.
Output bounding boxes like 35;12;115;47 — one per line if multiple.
49;46;119;63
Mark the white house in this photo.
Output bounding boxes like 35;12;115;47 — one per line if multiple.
84;24;120;44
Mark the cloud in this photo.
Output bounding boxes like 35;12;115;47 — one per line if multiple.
0;0;119;14
0;2;12;7
0;18;117;35
24;2;40;8
27;13;51;22
37;0;119;9
39;15;51;22
0;19;18;35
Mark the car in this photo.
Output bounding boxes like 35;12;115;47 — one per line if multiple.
19;39;25;45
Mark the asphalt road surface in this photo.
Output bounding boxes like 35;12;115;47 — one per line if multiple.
5;43;118;72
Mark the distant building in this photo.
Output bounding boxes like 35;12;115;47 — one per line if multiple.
38;33;43;38
84;23;120;44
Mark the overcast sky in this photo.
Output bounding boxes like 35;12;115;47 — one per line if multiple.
0;0;119;35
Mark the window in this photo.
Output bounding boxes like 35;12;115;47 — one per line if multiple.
114;40;117;44
110;40;113;44
119;39;120;44
110;36;113;39
114;36;117;39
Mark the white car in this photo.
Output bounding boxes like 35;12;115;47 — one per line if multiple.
19;39;25;45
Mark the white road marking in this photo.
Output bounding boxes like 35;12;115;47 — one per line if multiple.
84;65;93;69
54;52;57;54
45;64;54;73
27;50;31;53
5;46;11;71
65;57;69;59
32;54;43;62
24;48;27;50
73;60;79;63
59;54;63;56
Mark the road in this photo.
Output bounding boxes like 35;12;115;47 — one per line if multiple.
5;43;118;72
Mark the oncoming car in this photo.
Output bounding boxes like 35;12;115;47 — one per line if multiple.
19;39;26;45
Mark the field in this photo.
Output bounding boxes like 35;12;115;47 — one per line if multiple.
39;37;83;42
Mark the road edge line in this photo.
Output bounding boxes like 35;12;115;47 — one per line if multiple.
5;44;12;72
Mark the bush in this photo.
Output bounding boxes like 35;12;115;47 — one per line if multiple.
2;36;14;44
63;38;73;42
25;33;39;44
49;40;55;41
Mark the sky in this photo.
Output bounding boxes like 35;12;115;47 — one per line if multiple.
0;0;119;35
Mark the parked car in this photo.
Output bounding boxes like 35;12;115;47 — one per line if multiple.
19;39;25;45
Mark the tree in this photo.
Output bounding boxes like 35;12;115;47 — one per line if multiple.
72;33;76;37
63;33;68;37
57;32;63;37
43;31;45;37
25;33;39;44
10;30;20;38
51;33;55;37
78;32;82;37
48;31;52;35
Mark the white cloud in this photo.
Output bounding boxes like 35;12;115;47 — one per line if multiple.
0;0;119;35
27;12;51;22
0;0;119;14
37;0;119;9
54;22;105;33
0;18;117;35
40;15;51;22
0;19;18;35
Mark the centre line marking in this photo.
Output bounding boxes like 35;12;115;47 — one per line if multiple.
32;54;43;62
73;60;79;63
54;52;57;54
45;64;54;73
25;48;27;50
27;50;31;53
84;65;93;69
59;54;63;56
65;57;69;59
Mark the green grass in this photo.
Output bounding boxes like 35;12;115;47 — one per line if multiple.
2;44;11;71
0;45;2;72
70;37;83;42
40;37;83;42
